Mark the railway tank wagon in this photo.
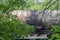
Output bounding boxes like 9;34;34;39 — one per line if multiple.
11;10;60;26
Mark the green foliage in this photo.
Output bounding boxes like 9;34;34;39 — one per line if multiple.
0;0;60;11
51;25;60;32
0;0;35;39
0;0;31;13
0;14;34;40
49;25;60;40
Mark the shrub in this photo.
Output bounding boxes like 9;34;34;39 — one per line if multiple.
0;13;34;40
49;25;60;40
